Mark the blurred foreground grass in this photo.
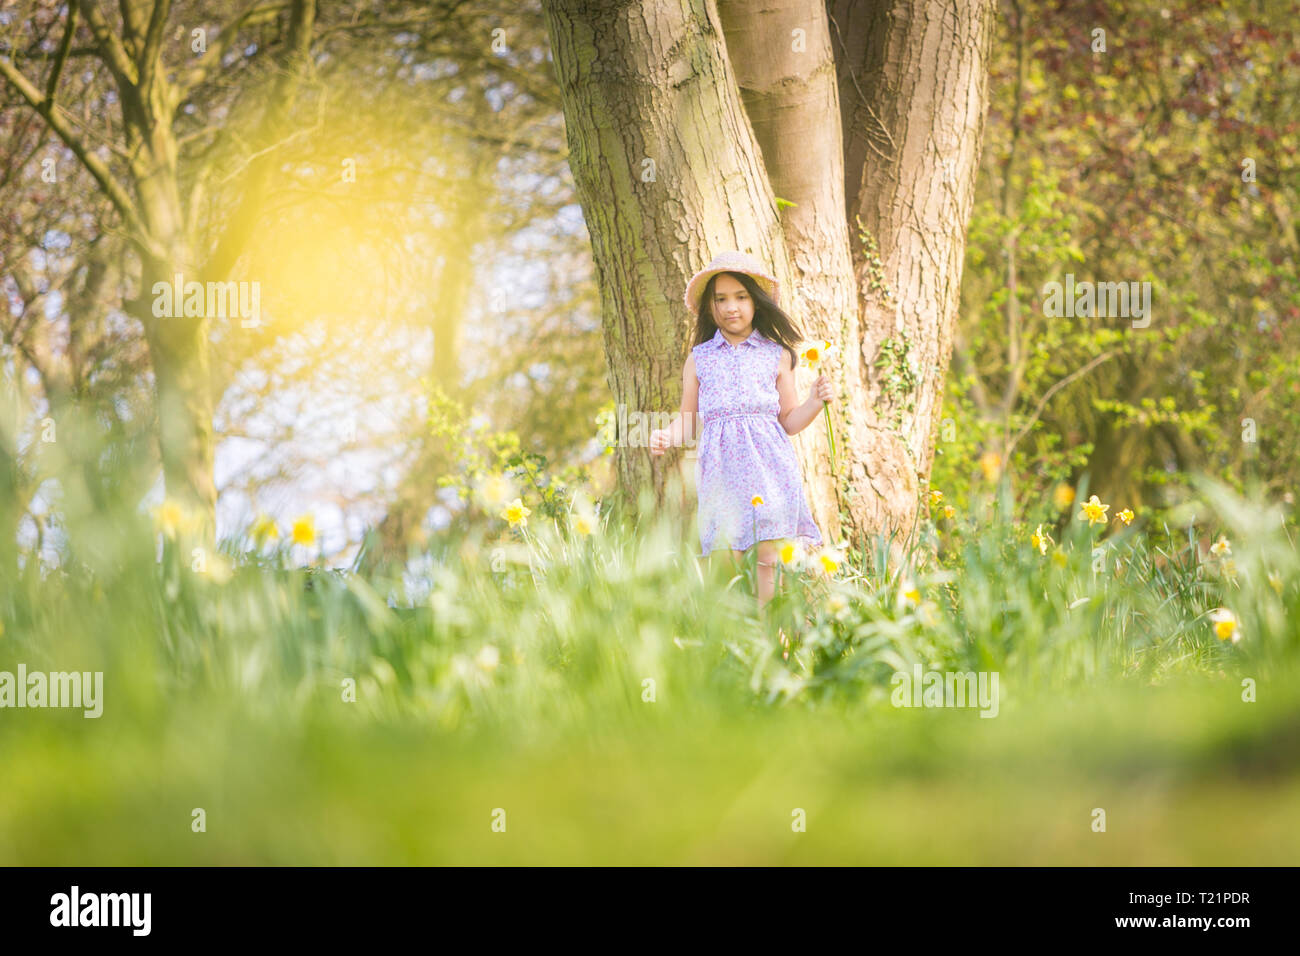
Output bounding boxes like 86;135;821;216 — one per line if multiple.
1;473;1298;864
3;679;1298;864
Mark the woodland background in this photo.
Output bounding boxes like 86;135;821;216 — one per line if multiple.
2;0;1296;572
1;0;1298;866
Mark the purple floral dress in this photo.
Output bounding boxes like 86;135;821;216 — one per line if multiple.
691;327;823;557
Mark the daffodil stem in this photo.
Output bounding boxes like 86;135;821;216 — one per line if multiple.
824;406;838;478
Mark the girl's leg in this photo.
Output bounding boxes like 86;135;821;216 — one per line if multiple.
753;540;790;658
755;539;780;609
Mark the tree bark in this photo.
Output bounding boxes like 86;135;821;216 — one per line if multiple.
542;0;995;557
832;0;997;531
717;0;911;552
119;32;217;535
541;0;792;524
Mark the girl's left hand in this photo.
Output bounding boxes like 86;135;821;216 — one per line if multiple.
814;374;834;404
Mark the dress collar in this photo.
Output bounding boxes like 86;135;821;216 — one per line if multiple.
711;327;763;350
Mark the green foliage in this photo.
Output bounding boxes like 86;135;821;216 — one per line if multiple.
944;0;1300;528
855;216;893;302
423;377;592;525
2;412;1298;861
873;332;919;433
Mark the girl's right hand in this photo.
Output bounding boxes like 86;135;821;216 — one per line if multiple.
649;428;670;456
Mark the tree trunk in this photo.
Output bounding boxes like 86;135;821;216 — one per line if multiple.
541;0;791;522
833;0;997;521
717;0;910;552
542;0;995;559
125;71;218;540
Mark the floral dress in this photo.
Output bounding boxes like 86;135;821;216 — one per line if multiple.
691;327;823;557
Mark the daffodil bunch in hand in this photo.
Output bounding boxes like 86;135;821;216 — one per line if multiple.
799;340;839;477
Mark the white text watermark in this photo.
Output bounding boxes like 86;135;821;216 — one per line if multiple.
0;664;103;718
152;273;261;327
890;664;999;718
1042;274;1152;328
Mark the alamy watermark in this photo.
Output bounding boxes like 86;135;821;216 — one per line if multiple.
598;404;699;454
891;664;999;718
1042;274;1152;328
0;664;103;718
152;272;261;328
50;886;150;935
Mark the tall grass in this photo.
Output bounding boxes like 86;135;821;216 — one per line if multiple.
4;463;1295;727
2;420;1298;862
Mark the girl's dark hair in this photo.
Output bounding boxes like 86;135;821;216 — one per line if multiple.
691;271;805;369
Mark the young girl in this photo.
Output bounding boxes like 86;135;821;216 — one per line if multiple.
650;250;832;613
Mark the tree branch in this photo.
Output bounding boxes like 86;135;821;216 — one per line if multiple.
138;0;172;94
0;55;149;248
75;0;139;85
44;4;79;103
119;0;146;55
175;1;293;99
951;323;991;417
1004;350;1117;461
204;0;317;280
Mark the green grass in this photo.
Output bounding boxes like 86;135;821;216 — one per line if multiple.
1;473;1297;864
3;681;1298;864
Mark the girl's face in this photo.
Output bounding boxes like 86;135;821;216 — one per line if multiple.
711;274;754;334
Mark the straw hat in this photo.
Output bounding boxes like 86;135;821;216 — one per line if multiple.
683;250;780;314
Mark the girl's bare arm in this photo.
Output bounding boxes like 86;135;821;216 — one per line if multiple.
651;354;700;453
777;349;830;436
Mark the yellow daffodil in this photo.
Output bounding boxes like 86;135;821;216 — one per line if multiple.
475;645;500;672
1053;484;1076;510
799;340;838;372
478;473;520;510
799;340;840;476
751;494;765;506
814;547;842;575
779;540;804;566
979;451;1002;482
1116;508;1135;525
201;550;234;584
152;499;186;538
251;512;279;544
1210;534;1231;557
1051;550;1068;568
1077;494;1109;526
501;498;530;528
898;578;921;610
569;493;599;538
942;504;955;520
1209;607;1241;643
152;499;203;538
1031;523;1053;555
929;489;944;507
291;514;317;546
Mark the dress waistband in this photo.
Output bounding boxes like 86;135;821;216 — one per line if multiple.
701;412;774;426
